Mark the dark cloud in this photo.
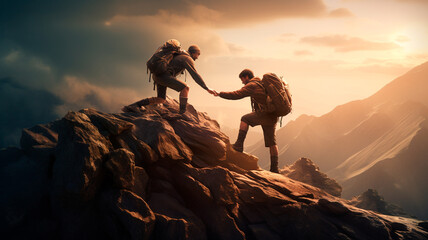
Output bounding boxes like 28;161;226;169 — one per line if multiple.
0;78;63;148
300;35;401;52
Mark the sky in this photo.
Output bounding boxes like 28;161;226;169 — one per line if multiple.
1;0;428;147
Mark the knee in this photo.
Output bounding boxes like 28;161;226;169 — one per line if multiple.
183;85;190;91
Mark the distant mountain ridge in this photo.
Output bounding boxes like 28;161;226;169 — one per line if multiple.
248;61;428;219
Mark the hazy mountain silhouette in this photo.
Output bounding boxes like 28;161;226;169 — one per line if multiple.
248;61;428;219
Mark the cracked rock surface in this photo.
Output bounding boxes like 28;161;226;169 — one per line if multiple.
1;97;427;240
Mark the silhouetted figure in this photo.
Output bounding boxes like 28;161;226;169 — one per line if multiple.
123;40;215;114
214;69;280;173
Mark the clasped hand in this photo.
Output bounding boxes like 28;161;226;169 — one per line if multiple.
207;88;219;96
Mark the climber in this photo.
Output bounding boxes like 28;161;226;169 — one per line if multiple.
213;69;280;173
122;40;216;114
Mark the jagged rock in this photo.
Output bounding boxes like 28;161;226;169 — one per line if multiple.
224;145;259;171
20;125;57;149
170;118;227;164
20;122;59;160
132;166;149;199
105;148;135;190
112;130;158;166
348;189;410;217
390;222;408;232
170;163;245;240
148;192;206;239
2;97;428;239
100;189;156;240
419;221;428;231
317;198;351;216
281;157;342;197
117;113;193;163
79;108;134;136
153;213;189;240
52;111;111;203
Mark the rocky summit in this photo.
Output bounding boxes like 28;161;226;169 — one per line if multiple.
280;157;342;197
1;98;427;240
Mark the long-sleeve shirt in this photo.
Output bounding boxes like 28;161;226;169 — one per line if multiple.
168;53;208;90
219;78;267;111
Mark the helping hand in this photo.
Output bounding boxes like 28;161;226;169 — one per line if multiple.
207;88;219;96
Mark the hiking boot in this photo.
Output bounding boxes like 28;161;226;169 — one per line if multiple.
270;165;279;173
232;143;244;152
179;97;188;114
232;129;247;152
179;107;187;114
270;156;279;173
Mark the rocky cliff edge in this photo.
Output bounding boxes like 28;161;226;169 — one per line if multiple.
1;97;427;240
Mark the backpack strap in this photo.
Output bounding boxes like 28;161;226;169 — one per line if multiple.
251;80;264;90
250;80;268;112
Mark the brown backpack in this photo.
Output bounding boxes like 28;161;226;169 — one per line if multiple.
146;39;182;76
261;73;292;117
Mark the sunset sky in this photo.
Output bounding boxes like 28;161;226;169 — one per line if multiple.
1;0;428;145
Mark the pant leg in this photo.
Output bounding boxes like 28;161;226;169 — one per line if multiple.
261;124;277;147
153;72;187;93
157;85;167;99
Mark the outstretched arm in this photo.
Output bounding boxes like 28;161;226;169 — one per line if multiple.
183;59;209;90
218;84;253;100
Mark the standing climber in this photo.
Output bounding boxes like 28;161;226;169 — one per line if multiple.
213;69;292;173
122;39;215;114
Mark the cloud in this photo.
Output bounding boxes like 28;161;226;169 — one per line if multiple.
300;35;401;52
276;33;298;43
328;8;355;17
53;76;143;116
294;50;313;56
181;0;328;26
1;0;328;30
349;63;409;75
335;58;410;75
0;78;63;148
395;35;411;43
227;43;248;55
396;0;428;4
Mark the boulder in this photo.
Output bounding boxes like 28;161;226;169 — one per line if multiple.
132;166;149;199
281;157;342;197
20;122;59;160
100;189;156;240
79;108;134;136
117;113;193;163
348;189;410;217
153;214;189;240
112;130;158;166
105;148;135;190
52;111;111;203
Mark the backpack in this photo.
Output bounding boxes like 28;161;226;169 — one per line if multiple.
260;73;292;117
146;39;182;77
